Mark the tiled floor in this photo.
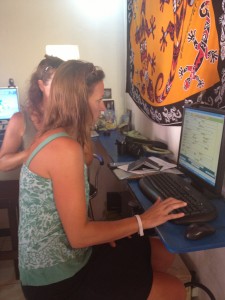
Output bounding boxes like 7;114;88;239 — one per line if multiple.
0;243;25;300
0;259;25;300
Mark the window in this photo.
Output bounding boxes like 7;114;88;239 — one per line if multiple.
45;45;80;61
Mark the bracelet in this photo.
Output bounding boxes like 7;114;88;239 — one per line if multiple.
134;215;144;236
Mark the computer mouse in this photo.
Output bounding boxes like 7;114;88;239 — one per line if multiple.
185;223;216;240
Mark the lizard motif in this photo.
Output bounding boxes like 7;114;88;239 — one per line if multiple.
178;1;218;90
154;0;193;103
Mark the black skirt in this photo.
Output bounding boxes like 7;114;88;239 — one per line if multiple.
22;234;153;300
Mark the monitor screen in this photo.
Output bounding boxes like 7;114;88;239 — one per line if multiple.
177;106;225;195
0;87;19;120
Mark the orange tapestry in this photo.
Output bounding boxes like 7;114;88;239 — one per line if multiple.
127;0;224;125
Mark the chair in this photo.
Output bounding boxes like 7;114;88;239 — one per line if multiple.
0;180;19;279
88;153;104;219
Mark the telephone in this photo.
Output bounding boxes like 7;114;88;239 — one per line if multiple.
124;134;170;157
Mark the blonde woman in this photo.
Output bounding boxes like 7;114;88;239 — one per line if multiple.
19;60;187;300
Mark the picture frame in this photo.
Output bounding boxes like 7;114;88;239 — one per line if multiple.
103;99;115;111
103;88;112;99
96;99;116;131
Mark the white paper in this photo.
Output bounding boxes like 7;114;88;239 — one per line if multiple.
117;156;177;175
91;130;99;137
147;156;177;171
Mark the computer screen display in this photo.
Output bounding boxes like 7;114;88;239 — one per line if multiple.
0;87;19;120
177;106;225;195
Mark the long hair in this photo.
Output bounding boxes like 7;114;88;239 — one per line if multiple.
42;60;105;147
26;55;64;121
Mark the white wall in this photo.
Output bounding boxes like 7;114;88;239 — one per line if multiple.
0;0;127;120
126;94;181;160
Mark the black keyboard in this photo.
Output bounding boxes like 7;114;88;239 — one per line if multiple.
139;172;217;224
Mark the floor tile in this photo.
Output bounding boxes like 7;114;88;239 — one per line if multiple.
0;282;25;300
0;260;25;300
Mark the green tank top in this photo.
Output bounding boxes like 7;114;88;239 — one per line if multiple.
19;132;92;286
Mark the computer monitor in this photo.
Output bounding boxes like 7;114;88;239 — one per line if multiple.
177;105;225;196
0;87;19;121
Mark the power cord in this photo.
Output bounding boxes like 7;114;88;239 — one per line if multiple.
184;271;216;300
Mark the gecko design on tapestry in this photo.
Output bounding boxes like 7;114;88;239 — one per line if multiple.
136;0;195;103
178;1;218;90
127;0;221;125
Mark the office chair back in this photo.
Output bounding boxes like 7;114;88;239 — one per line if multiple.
89;153;104;219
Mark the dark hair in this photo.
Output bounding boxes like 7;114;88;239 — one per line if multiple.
26;54;64;120
42;60;105;147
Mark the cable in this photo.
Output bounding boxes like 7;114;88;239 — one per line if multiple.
184;281;216;300
184;271;216;300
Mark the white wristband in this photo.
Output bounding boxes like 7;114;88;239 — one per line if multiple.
134;215;144;236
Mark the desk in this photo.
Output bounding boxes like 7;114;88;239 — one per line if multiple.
97;130;225;253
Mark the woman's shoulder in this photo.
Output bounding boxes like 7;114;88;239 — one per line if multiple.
29;132;83;170
36;131;81;153
6;112;25;132
9;111;24;123
48;133;81;152
50;134;83;164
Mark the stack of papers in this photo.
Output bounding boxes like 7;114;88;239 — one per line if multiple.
112;156;177;180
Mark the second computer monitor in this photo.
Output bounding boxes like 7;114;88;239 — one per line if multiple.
0;87;19;121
